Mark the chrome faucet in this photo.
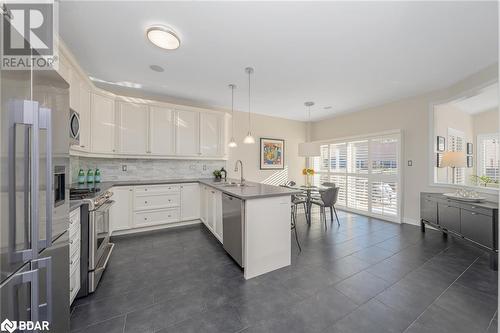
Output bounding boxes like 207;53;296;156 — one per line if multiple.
234;160;245;184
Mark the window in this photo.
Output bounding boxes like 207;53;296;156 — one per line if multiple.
478;134;499;182
311;132;401;221
448;128;465;184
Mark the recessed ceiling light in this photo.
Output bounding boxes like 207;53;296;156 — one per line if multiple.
146;25;180;50
149;65;164;72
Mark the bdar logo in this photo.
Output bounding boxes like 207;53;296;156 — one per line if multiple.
0;319;17;333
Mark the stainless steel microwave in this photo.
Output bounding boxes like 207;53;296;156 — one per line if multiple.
69;109;80;146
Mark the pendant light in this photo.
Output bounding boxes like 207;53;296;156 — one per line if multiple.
243;67;255;144
298;101;320;157
228;84;238;148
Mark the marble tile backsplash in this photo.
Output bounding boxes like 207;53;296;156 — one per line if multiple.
70;156;226;184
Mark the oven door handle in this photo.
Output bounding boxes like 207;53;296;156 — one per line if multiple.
95;200;115;213
94;243;114;274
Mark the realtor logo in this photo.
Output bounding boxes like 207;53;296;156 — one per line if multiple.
1;0;58;69
0;319;16;333
0;319;49;332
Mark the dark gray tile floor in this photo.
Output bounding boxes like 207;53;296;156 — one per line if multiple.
70;208;498;333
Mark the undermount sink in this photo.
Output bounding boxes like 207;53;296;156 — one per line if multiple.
222;182;248;187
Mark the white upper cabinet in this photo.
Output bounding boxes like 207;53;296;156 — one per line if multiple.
118;101;149;155
91;93;116;154
150;106;174;155
78;82;91;151
175;110;200;156
69;69;81;112
200;112;223;156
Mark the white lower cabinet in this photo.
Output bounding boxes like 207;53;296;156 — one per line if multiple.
110;186;133;232
109;183;223;243
180;183;200;221
69;207;81;305
204;187;223;242
134;208;179;228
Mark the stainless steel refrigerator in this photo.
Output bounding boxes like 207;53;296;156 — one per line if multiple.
1;66;71;332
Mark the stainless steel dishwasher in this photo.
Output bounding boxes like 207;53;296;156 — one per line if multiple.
222;193;244;267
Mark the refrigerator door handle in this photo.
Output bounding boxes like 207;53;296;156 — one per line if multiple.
39;107;53;248
7;100;39;263
32;257;52;323
17;268;40;323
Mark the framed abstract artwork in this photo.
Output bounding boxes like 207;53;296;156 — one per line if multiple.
467;142;473;155
436;153;443;167
437;136;445;152
467;155;473;168
260;138;285;170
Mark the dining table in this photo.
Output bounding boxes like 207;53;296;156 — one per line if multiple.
288;184;326;225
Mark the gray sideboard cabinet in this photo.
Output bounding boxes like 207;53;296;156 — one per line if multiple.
420;192;498;270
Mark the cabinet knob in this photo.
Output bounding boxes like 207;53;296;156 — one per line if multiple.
471;212;476;215
70;288;74;292
145;201;148;204
80;145;86;148
471;206;476;209
145;189;148;191
144;217;148;220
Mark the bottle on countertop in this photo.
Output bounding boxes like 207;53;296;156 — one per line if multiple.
78;169;85;184
86;169;94;184
94;168;101;183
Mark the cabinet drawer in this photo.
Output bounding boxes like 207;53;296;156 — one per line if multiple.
69;249;80;274
69;208;80;233
134;208;180;227
421;196;437;224
460;210;494;249
69;263;80;304
134;193;180;211
69;233;80;259
135;184;180;195
69;221;80;240
438;203;461;233
460;203;493;217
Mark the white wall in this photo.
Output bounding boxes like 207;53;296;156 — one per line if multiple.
310;63;499;225
226;110;307;185
433;103;474;184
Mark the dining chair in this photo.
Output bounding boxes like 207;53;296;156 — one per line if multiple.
311;187;340;229
291;195;304;251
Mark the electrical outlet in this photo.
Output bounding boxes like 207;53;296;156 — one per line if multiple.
407;160;413;167
122;165;127;171
203;164;207;171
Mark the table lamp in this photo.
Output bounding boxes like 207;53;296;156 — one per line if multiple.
440;151;466;184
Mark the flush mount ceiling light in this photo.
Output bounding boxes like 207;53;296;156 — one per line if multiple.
146;26;180;50
243;67;255;144
228;84;238;148
149;64;164;72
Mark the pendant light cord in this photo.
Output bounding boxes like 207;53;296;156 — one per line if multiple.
248;70;252;132
231;85;235;134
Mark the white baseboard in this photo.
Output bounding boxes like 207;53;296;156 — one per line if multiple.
111;219;202;237
402;217;420;226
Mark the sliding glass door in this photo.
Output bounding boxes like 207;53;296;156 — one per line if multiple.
311;132;401;222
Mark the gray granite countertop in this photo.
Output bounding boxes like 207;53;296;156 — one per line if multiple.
70;178;301;200
69;200;85;212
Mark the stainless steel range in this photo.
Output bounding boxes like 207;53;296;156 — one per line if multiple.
70;187;115;294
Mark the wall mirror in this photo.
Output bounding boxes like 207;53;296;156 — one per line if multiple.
432;82;498;191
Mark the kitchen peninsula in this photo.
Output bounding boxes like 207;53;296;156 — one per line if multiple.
72;179;301;279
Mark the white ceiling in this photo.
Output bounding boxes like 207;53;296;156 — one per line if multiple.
59;1;498;121
450;83;499;115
